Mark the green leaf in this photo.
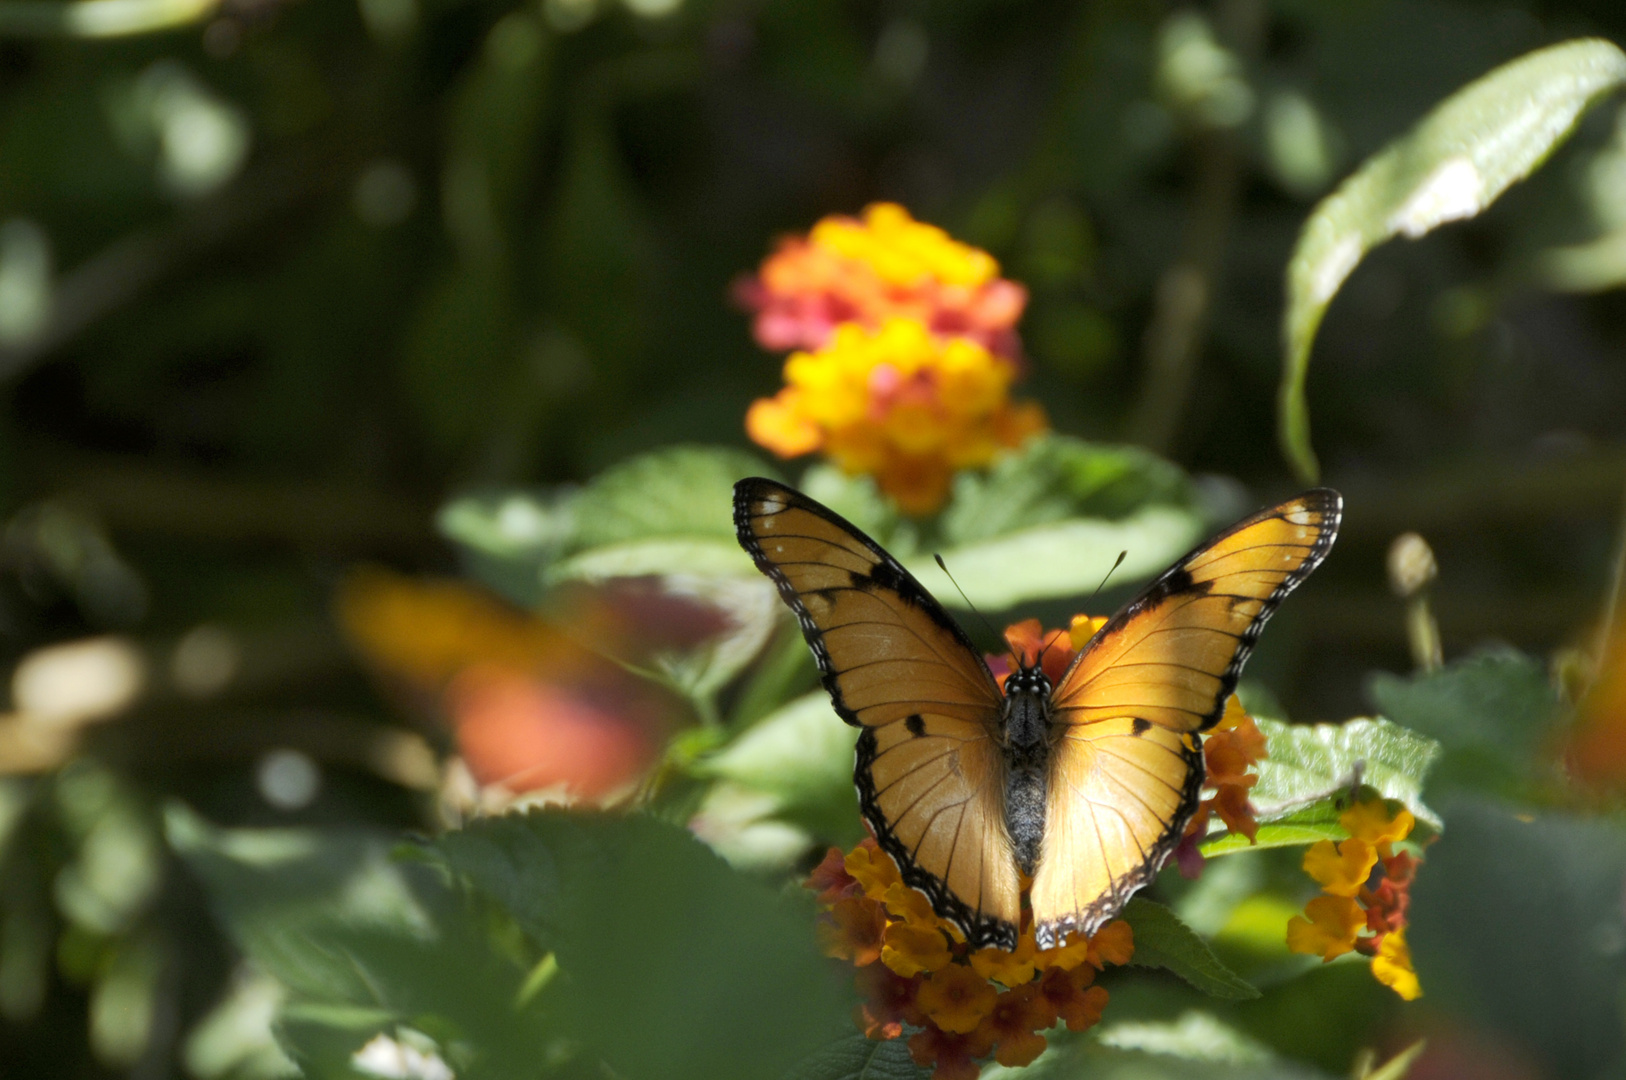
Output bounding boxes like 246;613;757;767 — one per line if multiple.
572;445;769;550
166;805;431;1005
698;691;857;837
1200;803;1346;857
1122;898;1260;1001
1095;1010;1274;1064
1246;715;1442;831
781;1034;929;1080
544;537;753;584
941;434;1196;544
1278;38;1626;480
907;505;1203;611
1364;1040;1427;1080
1410;799;1626;1079
1367;648;1561;796
433;809;850;1080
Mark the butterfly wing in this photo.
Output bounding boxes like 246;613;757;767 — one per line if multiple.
1030;489;1342;947
733;477;1022;948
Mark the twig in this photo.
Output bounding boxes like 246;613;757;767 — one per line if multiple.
1594;474;1626;662
1127;118;1245;452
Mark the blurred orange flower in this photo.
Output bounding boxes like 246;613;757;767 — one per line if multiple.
737;202;1027;359
337;568;676;804
747;319;1046;515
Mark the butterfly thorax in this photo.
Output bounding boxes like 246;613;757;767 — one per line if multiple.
1001;665;1052;875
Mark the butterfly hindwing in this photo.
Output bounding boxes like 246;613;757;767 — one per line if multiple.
733;478;1022;947
1030;489;1341;947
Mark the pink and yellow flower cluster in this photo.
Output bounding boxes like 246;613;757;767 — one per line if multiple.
737;202;1026;358
808;837;1131;1080
741;204;1045;516
1285;795;1422;1000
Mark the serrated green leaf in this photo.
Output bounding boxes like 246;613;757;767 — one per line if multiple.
433;809;849;1080
1247;715;1441;831
1122;898;1260;1000
1367;648;1562;797
573;445;770;549
1279;38;1626;480
941;434;1196;544
781;1034;930;1080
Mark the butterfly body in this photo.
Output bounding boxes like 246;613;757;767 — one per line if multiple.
998;665;1053;876
734;477;1340;950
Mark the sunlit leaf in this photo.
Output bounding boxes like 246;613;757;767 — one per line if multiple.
1279;37;1626;480
697;691;858;840
1096;1010;1274;1064
941;434;1196;544
1122;898;1261;1001
1247;715;1441;831
908;505;1203;611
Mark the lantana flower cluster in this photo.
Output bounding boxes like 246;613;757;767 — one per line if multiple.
807;838;1132;1080
740;204;1046;516
737;202;1027;358
1285;796;1422;1000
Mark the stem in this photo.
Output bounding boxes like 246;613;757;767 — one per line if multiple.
1594;474;1626;664
1127;124;1243;453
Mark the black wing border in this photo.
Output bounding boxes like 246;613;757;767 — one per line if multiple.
732;476;1001;727
1055;487;1342;734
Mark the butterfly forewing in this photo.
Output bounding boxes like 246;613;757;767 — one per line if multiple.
1031;489;1341;946
733;478;1022;947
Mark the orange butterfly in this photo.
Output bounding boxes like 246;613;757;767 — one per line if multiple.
734;478;1340;949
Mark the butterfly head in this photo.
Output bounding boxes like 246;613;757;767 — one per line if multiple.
1003;664;1052;699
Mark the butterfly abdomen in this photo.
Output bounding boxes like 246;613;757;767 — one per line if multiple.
1002;669;1052;876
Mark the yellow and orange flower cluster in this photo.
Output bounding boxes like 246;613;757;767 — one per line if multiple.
1286;795;1422;1000
808;838;1131;1080
737;202;1027;358
742;205;1046;516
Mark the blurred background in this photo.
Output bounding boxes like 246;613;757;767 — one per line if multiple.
2;0;1626;1075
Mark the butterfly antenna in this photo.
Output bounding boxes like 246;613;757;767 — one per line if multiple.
1089;550;1129;607
933;554;1006;651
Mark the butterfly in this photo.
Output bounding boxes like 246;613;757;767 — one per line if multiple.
734;477;1340;950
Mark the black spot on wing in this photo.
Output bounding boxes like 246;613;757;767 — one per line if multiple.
1130;717;1152;736
855;728;1018;951
906;714;926;737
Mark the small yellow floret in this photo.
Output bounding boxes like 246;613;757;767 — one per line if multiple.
1341;798;1416;849
1371;928;1423;1000
1286;894;1364;961
1302;838;1378;897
